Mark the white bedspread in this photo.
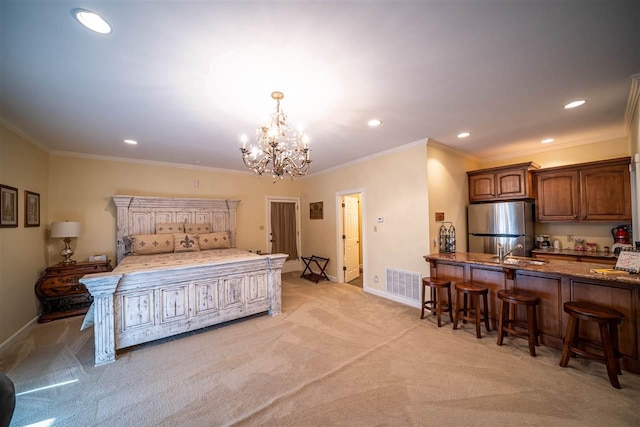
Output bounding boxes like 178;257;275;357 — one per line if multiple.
114;248;263;273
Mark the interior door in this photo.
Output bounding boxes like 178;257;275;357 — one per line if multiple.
344;195;360;282
267;199;300;272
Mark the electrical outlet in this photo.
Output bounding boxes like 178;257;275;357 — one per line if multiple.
567;235;574;242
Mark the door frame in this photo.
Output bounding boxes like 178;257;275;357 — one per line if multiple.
335;188;366;284
266;196;302;273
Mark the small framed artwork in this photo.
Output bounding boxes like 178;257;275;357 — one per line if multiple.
310;201;323;220
0;184;18;228
25;190;40;227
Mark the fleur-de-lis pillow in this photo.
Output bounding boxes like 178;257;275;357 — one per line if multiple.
174;233;200;252
155;223;185;234
199;231;231;250
130;234;175;255
184;223;212;234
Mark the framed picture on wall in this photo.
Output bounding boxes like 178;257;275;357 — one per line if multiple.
0;184;18;228
25;190;40;227
310;201;323;220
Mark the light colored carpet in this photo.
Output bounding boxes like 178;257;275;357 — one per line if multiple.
1;272;639;426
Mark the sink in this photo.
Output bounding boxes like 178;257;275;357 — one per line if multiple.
488;256;548;266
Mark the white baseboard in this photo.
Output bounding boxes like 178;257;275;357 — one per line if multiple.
0;316;38;354
363;285;421;309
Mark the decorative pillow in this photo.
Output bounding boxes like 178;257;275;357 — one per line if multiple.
174;233;200;252
184;223;211;234
199;231;231;250
130;234;174;255
155;222;185;234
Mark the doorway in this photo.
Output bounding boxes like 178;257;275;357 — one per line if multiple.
266;197;301;273
336;190;364;287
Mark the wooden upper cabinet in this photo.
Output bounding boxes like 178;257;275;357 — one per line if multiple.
468;162;539;202
468;173;496;201
534;157;631;222
580;162;632;220
535;170;579;221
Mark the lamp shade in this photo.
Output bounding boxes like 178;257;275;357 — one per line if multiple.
51;221;81;238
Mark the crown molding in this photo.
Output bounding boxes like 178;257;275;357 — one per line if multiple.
0;115;52;153
50;150;253;175
426;139;479;161
625;73;640;132
307;138;429;178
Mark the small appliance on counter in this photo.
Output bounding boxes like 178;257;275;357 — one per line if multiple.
537;235;551;249
611;224;633;254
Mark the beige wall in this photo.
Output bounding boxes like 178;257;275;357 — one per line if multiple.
47;155;301;264
478;137;629;169
427;142;480;256
300;142;430;291
0;125;49;343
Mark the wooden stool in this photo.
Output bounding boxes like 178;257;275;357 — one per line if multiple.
453;282;490;338
559;301;625;389
420;278;453;327
496;289;540;356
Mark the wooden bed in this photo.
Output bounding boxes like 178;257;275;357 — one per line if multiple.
80;195;287;366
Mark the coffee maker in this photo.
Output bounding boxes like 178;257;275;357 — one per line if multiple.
611;225;633;254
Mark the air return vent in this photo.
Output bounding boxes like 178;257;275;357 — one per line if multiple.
385;268;421;301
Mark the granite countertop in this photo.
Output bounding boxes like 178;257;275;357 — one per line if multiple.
531;248;617;259
424;252;640;286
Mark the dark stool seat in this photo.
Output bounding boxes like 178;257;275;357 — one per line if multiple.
453;282;490;338
496;289;540;356
559;301;625;389
421;277;453;327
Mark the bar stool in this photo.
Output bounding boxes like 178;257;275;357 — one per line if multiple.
420;277;453;327
453;282;490;338
559;301;625;389
496;289;540;356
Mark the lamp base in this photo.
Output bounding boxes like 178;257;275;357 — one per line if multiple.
59;238;77;265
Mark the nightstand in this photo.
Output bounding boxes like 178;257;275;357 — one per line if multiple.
34;260;113;323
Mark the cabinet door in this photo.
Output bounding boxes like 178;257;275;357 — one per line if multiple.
468;173;496;202
496;168;527;199
580;163;631;221
535;170;579;221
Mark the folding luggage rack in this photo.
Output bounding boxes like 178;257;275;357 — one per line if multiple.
300;255;329;283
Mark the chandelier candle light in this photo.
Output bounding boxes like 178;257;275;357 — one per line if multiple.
240;91;311;179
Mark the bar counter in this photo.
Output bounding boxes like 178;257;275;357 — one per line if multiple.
423;252;640;374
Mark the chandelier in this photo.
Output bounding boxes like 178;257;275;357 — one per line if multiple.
240;91;311;179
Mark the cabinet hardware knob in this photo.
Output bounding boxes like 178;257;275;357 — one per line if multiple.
582;215;587;219
573;215;578;219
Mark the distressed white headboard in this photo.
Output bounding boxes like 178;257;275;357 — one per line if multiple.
112;195;240;264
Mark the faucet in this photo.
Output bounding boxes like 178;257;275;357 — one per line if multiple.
497;243;523;262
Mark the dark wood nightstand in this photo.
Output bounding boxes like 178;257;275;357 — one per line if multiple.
34;260;112;323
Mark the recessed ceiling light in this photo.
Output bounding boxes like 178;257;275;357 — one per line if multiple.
563;100;586;109
72;9;112;34
541;138;555;144
457;132;471;138
367;119;382;127
124;139;138;145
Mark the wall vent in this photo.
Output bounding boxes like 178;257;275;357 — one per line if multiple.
385;268;421;301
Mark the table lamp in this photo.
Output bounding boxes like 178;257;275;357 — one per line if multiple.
51;221;82;265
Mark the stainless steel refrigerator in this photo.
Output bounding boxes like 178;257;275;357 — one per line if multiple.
467;201;534;257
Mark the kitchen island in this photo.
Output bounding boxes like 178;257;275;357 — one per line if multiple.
424;252;640;374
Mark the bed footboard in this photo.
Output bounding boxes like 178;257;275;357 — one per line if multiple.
81;254;286;366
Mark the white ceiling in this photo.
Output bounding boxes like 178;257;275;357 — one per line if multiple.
1;1;639;174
